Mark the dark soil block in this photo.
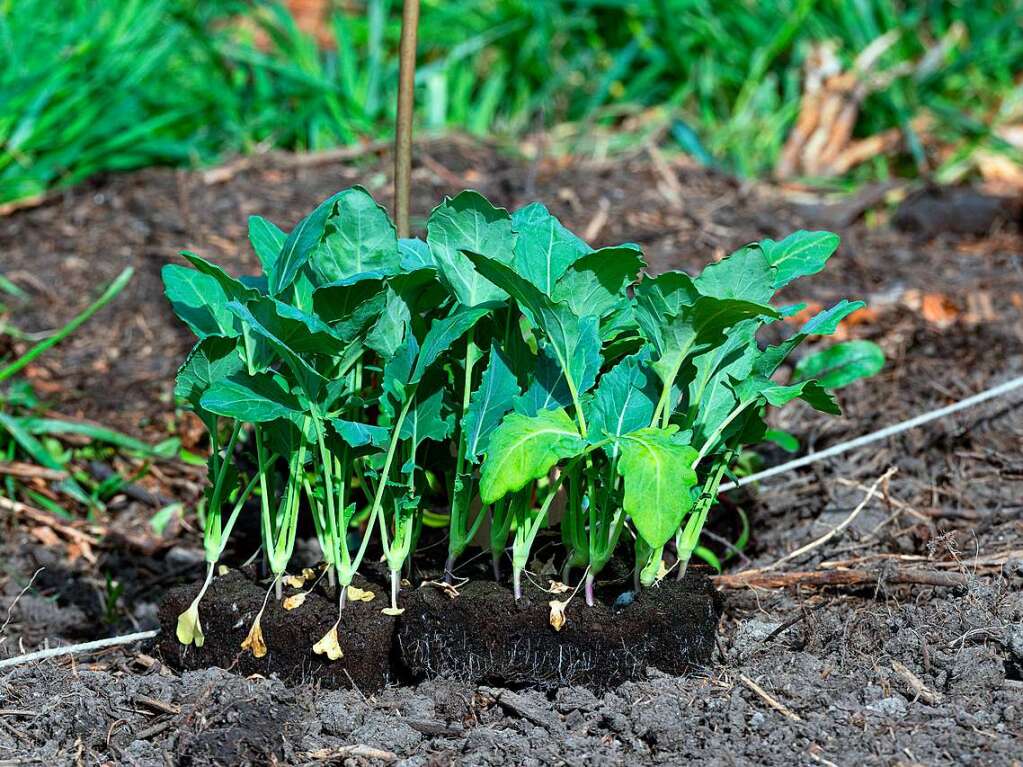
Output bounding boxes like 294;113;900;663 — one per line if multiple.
397;571;722;691
158;570;399;692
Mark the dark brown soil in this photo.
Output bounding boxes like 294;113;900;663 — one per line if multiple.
398;572;720;690
158;569;399;692
2;138;1023;766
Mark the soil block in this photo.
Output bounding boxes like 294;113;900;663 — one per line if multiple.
397;571;722;691
158;570;399;692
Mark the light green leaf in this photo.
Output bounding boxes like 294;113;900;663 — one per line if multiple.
794;340;884;389
511;202;590;294
180;251;261;304
733;375;840;415
411;304;490;384
761;230;840;289
365;287;410;357
756;299;865;375
270;190;346;295
309;187;400;284
479;408;586;504
398;237;434;271
201;371;301;423
694;245;775;303
585;349;659;448
617;427;698;548
426;191;515;307
332;418;389;450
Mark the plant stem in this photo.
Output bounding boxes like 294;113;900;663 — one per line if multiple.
584;572;595;607
512;566;522;601
394;0;420;237
390;568;400;611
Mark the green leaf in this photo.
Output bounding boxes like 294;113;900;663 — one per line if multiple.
686;320;758;442
270;189;346;295
162;265;238;339
463;345;519;462
226;300;327;401
733;375;840;415
479;408;586;504
401;384;453;455
180;252;261;304
332;418;389;450
309;187;400;284
175;337;244;425
694;245;776;303
249;215;286;277
411;304;490;384
244;295;348;357
312;272;387;325
515;343;572;417
635;271;700;324
552;244;644;318
426;191;515;307
201;371;301;423
465;252;602;401
756;299;865;376
398;237;434;271
763;429;800;453
617;427;698;548
761;231;840;289
585;349;659;447
365;287;410;357
794;340;884;389
511;202;590;294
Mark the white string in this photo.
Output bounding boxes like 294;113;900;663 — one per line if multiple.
719;374;1023;492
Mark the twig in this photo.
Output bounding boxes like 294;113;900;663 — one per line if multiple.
0;630;158;671
303;745;398;763
714;567;967;590
719;375;1023;492
0;496;99;545
891;659;942;705
760;467;896;572
1;568;44;636
738;673;803;721
0;462;67;481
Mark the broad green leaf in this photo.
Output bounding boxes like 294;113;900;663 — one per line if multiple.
511;202;590;294
244;295;347;356
249;216;286;277
552;244;644;318
515;343;572;417
585;350;659;449
426;191;515;307
463;345;519;462
313;272;387;332
401;384;453;455
162;265;238;339
365;287;410;357
761;231;840;289
226;300;327;401
174;337;244;423
411;304;490;384
332;418;389;450
309;187;400;284
201;371;301;423
180;252;261;304
764;429;800;453
617;427;698;548
694;245;775;303
465;252;602;400
479;408;586;504
398;237;434;271
270;189;346;295
794;340;884;389
686;320;758;442
756;299;865;376
634;271;700;328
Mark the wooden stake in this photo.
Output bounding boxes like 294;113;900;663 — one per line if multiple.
394;0;420;238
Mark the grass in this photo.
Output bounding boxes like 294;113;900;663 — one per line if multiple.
1;0;1021;203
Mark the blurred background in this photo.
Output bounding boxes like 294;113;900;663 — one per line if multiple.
3;0;1023;206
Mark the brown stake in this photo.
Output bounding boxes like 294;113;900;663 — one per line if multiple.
394;0;420;237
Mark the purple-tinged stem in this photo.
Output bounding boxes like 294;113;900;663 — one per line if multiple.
584;573;595;607
492;553;502;582
443;555;456;585
512;568;522;601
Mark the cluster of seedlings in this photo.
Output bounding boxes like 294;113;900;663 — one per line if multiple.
162;187;881;660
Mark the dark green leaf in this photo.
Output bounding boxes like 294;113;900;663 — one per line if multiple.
515;343;572;417
309;187;400;284
411;304;490;384
332;418;389;450
694;245;775;303
463;345;519;462
201;371;301;423
248;215;286;277
174;337;244;424
552;244;644;318
756;299;865;375
162;265;238;339
270;189;346;295
511;202;590;294
365;287;410;357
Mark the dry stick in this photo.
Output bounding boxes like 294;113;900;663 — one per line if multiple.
759;466;896;572
718;375;1023;493
0;630;158;671
714;568;967;590
394;0;420;237
738;673;803;722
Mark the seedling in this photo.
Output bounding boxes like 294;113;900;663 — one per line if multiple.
164;183;882;653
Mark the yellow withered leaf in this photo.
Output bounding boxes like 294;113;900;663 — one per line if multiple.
346;586;375;602
381;606;404;616
548;580;570;594
217;565;230;576
283;574;306;589
313;625;343;660
240;618;267;658
302;567;317;581
176;602;205;647
549;600;567;631
283;593;307;610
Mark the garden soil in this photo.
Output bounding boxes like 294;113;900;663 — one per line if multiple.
2;138;1022;765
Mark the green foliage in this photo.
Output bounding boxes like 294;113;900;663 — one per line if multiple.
163;184;882;647
5;0;1022;205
